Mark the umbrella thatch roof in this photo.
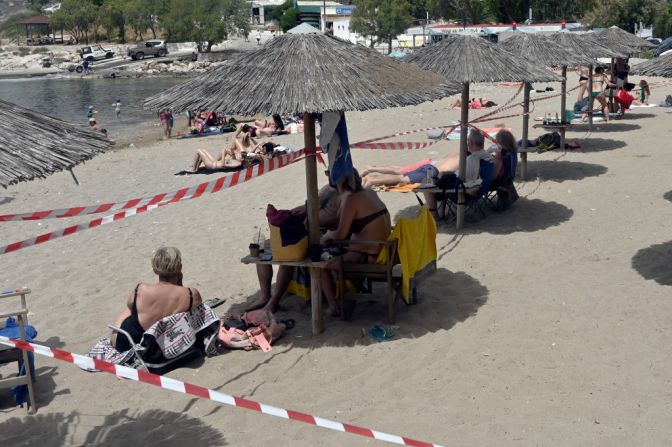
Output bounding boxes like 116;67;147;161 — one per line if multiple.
548;31;625;59
0;99;111;187
631;54;672;78
499;33;596;67
403;35;563;83
144;33;461;114
595;26;656;55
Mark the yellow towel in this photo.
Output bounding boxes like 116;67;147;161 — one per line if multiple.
377;206;437;302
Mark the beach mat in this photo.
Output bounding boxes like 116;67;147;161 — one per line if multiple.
630;104;657;108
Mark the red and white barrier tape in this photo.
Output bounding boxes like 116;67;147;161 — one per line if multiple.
0;336;444;447
351;141;439;150
0;151;318;255
0;150;309;223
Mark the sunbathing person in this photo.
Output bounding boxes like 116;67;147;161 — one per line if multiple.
186;133;257;173
234;114;285;138
320;170;391;316
111;247;202;352
247;181;341;313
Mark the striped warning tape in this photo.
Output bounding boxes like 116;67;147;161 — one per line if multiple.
0;150;308;223
0;151;318;255
351;141;439;150
0;335;444;447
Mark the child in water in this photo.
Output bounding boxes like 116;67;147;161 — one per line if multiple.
112;98;122;119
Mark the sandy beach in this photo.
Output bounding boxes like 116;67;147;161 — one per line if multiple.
1;73;672;446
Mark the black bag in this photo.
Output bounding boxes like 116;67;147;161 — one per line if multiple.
435;172;457;190
535;132;561;152
495;182;519;211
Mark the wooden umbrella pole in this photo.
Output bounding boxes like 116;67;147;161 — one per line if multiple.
560;65;567;150
456;82;469;230
303;112;324;335
588;65;594;130
520;82;531;180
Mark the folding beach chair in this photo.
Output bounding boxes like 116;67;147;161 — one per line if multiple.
0;289;37;414
439;159;495;221
337;207;437;323
108;324;202;373
487;152;519;211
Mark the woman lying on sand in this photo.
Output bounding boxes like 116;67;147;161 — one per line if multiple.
111;247;202;352
186;132;258;172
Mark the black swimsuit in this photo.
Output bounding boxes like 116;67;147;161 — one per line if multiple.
115;284;193;352
348;208;389;263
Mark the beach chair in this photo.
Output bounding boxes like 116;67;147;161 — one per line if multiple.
487;152;518;211
440;159;495;221
337;207;437;323
108;324;202;373
0;289;37;414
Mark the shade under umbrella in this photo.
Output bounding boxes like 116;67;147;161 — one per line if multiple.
631;54;672;78
145;32;459;335
595;26;656;55
0;99;111;188
144;33;460;114
404;35;562;228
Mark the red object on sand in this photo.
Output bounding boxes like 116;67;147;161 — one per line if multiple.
615;88;634;110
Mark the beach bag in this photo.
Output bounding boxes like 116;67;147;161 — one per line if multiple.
615;88;634;110
535;132;561;152
267;204;308;261
218;310;285;352
435;172;457;190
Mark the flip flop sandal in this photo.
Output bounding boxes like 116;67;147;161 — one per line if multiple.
279;319;295;330
368;325;394;342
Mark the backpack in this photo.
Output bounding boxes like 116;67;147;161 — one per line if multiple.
535;132;561;152
218;309;286;352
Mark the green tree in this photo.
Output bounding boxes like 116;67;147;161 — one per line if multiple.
350;0;414;53
162;0;250;51
99;0;129;43
583;0;657;32
273;0;300;32
50;0;99;44
652;0;672;38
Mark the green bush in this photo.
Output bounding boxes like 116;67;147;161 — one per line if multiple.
17;47;30;56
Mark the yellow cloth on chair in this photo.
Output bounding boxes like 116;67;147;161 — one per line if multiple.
378;206;437;302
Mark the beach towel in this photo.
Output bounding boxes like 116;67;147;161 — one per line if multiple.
384;183;420;193
630;103;657;108
377;207;437;303
319;111;353;185
0;317;37;406
86;304;221;370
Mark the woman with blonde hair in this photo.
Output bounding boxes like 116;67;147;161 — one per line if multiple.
112;247;202;352
320;170;391;316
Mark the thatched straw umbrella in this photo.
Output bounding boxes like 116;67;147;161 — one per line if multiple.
404;35;562;228
595;26;656;55
146;33;459;334
549;32;626;128
500;34;596;170
0;99;111;188
631;54;672;78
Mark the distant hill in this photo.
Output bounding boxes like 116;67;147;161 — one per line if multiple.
0;0;29;25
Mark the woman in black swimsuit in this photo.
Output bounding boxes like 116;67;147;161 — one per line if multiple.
112;247;202;352
320;170;392;316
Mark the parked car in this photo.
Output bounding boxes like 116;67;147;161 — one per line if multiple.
656;36;672;55
127;40;168;60
79;45;115;61
646;37;663;46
